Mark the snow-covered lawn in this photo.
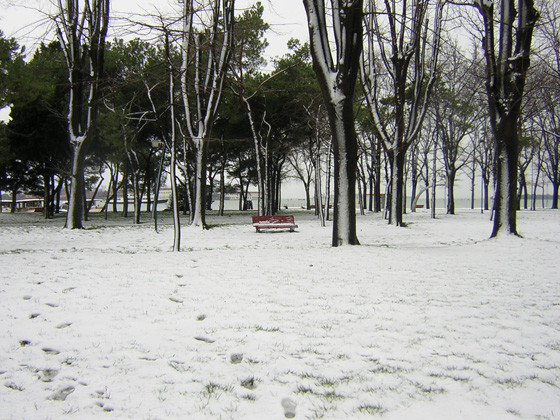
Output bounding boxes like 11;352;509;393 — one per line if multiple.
1;209;559;419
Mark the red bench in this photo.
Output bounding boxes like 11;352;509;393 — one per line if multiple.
252;215;298;232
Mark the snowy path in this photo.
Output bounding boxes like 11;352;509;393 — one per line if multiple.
1;210;559;419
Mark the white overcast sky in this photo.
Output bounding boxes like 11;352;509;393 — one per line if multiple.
0;0;309;60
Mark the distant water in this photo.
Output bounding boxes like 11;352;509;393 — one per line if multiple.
210;196;555;211
107;195;554;212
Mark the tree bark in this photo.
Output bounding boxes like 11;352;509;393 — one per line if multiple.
475;0;539;237
181;0;235;228
552;183;559;209
191;143;208;227
303;0;363;246
447;171;456;215
330;113;360;245
66;143;86;228
390;149;406;225
491;118;520;236
57;0;110;229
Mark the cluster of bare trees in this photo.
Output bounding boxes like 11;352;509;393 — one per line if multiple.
54;0;110;229
4;0;560;249
303;0;548;245
51;0;237;250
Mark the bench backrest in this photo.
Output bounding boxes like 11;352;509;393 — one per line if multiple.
252;215;295;224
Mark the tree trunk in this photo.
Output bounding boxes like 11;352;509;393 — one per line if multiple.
374;173;381;213
446;171;456;215
316;152;326;226
219;162;225;216
112;168;119;213
191;142;207;228
65;143;86;228
471;165;476;210
483;177;490;211
132;170;141;224
330;112;359;246
122;169;129;218
303;0;362;246
243;98;267;215
170;146;181;250
530;161;540;211
431;139;437;219
152;148;165;232
304;181;311;210
43;172;52;219
357;175;365;215
491;119;519;237
243;182;250;210
238;178;244;211
410;176;418;213
10;187;18;213
325;141;333;221
54;177;63;214
361;175;367;214
391;149;405;226
145;156;152;214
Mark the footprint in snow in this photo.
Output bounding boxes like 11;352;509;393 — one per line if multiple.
168;360;188;372
5;381;24;391
45;302;59;308
94;401;114;412
29;313;40;319
194;336;215;343
56;322;72;329
38;369;58;382
230;353;243;364
48;385;75;401
241;377;256;390
281;397;297;418
42;348;60;355
169;297;183;304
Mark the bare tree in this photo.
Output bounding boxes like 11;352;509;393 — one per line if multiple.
532;0;560;209
54;0;110;229
288;146;314;210
537;93;560;208
414;125;434;211
432;43;481;214
180;0;235;228
361;0;444;226
143;32;182;251
302;0;363;246
308;103;331;221
473;0;539;237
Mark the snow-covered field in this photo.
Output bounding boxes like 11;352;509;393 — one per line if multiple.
1;209;559;419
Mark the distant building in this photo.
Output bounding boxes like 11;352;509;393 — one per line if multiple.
0;194;44;212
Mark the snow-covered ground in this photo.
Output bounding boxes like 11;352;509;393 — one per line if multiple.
1;209;559;419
